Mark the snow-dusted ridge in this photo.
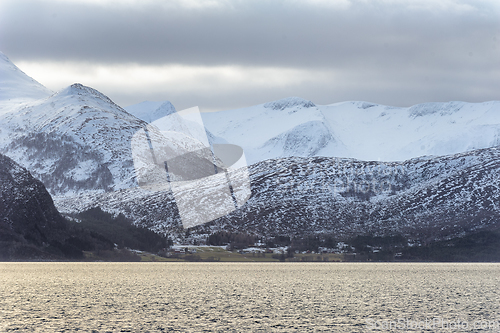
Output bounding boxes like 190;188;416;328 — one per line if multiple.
263;96;316;110
54;145;500;241
124;96;500;165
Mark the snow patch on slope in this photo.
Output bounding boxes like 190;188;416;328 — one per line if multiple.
408;101;464;118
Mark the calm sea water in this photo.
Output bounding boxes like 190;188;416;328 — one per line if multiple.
0;263;499;332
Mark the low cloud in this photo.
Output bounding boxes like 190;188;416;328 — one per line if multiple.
2;0;499;110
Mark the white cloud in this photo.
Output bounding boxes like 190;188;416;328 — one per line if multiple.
17;61;317;90
16;61;328;109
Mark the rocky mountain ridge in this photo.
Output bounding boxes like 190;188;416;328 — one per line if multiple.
54;145;500;242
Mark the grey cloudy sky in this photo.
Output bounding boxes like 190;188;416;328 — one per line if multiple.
1;0;499;111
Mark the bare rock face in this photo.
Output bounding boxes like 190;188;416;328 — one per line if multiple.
0;153;69;259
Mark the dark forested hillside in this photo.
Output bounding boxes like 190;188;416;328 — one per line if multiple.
0;153;75;259
0;154;170;260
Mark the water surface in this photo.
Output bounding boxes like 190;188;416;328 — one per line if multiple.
1;263;499;332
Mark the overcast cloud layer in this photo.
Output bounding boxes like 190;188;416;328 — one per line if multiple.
1;0;499;111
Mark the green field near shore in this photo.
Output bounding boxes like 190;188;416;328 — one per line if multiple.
82;246;347;262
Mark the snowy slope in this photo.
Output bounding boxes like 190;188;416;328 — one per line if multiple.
125;97;500;164
194;98;500;163
0;52;52;102
318;101;500;161
125;100;176;123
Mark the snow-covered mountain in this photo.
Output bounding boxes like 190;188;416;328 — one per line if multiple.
126;96;500;164
0;82;148;194
0;86;218;195
200;98;500;163
0;52;53;102
202;97;345;164
55;145;500;242
1;51;499;244
0;54;214;195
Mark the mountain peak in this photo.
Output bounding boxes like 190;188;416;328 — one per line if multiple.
125;100;177;123
264;97;316;110
0;51;52;101
57;83;116;105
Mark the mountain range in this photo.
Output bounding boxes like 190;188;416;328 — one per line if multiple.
54;146;500;244
1;51;499;245
126;96;500;164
